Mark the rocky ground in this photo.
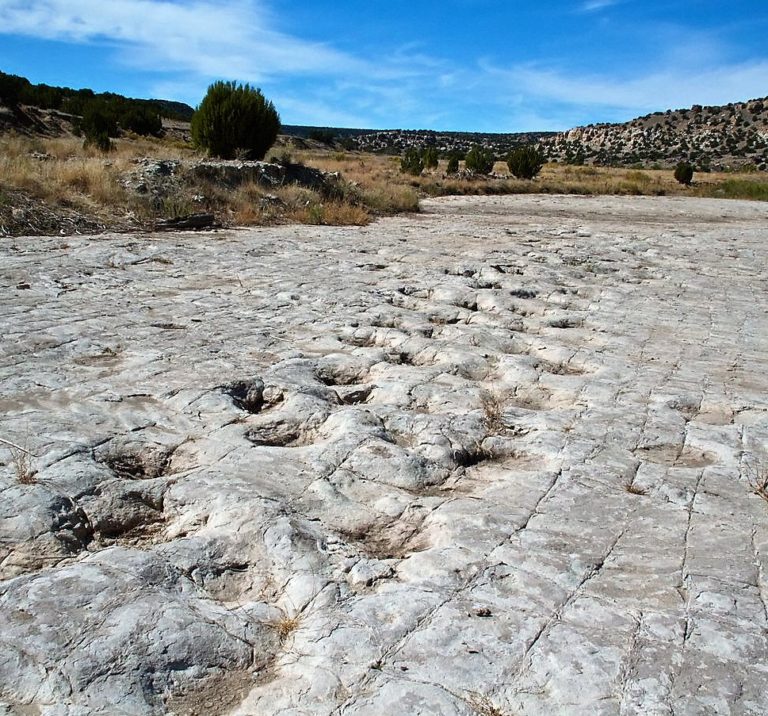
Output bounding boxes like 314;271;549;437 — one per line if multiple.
1;194;768;715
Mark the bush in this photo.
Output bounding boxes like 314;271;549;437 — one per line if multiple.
81;104;118;138
191;81;280;160
121;106;162;136
446;153;460;174
674;162;694;186
0;72;28;106
269;149;294;166
79;104;116;152
400;147;424;176
83;131;113;153
507;145;545;179
308;129;336;145
422;146;439;170
464;145;495;174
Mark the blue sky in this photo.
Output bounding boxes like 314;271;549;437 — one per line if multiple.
0;0;766;131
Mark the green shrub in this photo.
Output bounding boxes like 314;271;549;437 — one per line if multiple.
507;145;545;179
400;147;424;176
422;146;439;170
191;81;280;160
572;152;586;166
0;71;27;106
674;162;694;186
121;106;163;136
308;129;336;145
83;131;113;153
446;153;460;174
464;145;495;174
80;104;116;152
81;104;118;138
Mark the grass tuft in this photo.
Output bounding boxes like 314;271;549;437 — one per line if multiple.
271;612;301;641
480;392;508;434
744;457;768;502
1;437;37;484
624;483;647;496
465;692;508;716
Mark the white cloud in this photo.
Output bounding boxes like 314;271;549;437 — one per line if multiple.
0;0;357;79
268;94;371;129
486;59;768;117
0;0;452;126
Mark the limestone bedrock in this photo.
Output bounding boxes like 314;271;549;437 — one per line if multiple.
2;194;768;715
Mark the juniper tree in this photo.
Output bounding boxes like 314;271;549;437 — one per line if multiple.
464;145;495;174
507;145;545;179
191;81;280;160
674;161;694;186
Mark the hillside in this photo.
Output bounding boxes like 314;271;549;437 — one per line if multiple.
543;98;768;171
0;71;194;123
340;128;556;156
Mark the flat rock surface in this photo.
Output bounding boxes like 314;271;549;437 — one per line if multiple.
2;194;768;715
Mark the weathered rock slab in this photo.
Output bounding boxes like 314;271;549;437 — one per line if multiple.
1;194;768;714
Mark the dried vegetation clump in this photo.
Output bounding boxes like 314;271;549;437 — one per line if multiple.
1;437;36;484
744;456;768;503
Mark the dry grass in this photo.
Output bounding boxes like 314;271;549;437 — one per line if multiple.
293;150;420;214
270;612;301;641
232;183;370;225
2;131;766;236
707;178;768;201
465;692;509;716
231;180;374;226
744;458;768;502
56;160;130;205
1;437;36;484
0;135;141;221
624;482;647;496
300;151;768;203
480;391;508;434
290;200;370;226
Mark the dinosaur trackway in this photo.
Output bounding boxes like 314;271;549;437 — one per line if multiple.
1;194;768;715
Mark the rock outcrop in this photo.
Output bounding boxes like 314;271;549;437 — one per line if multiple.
1;195;768;714
543;97;768;170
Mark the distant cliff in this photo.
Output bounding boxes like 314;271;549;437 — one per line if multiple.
542;97;768;171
